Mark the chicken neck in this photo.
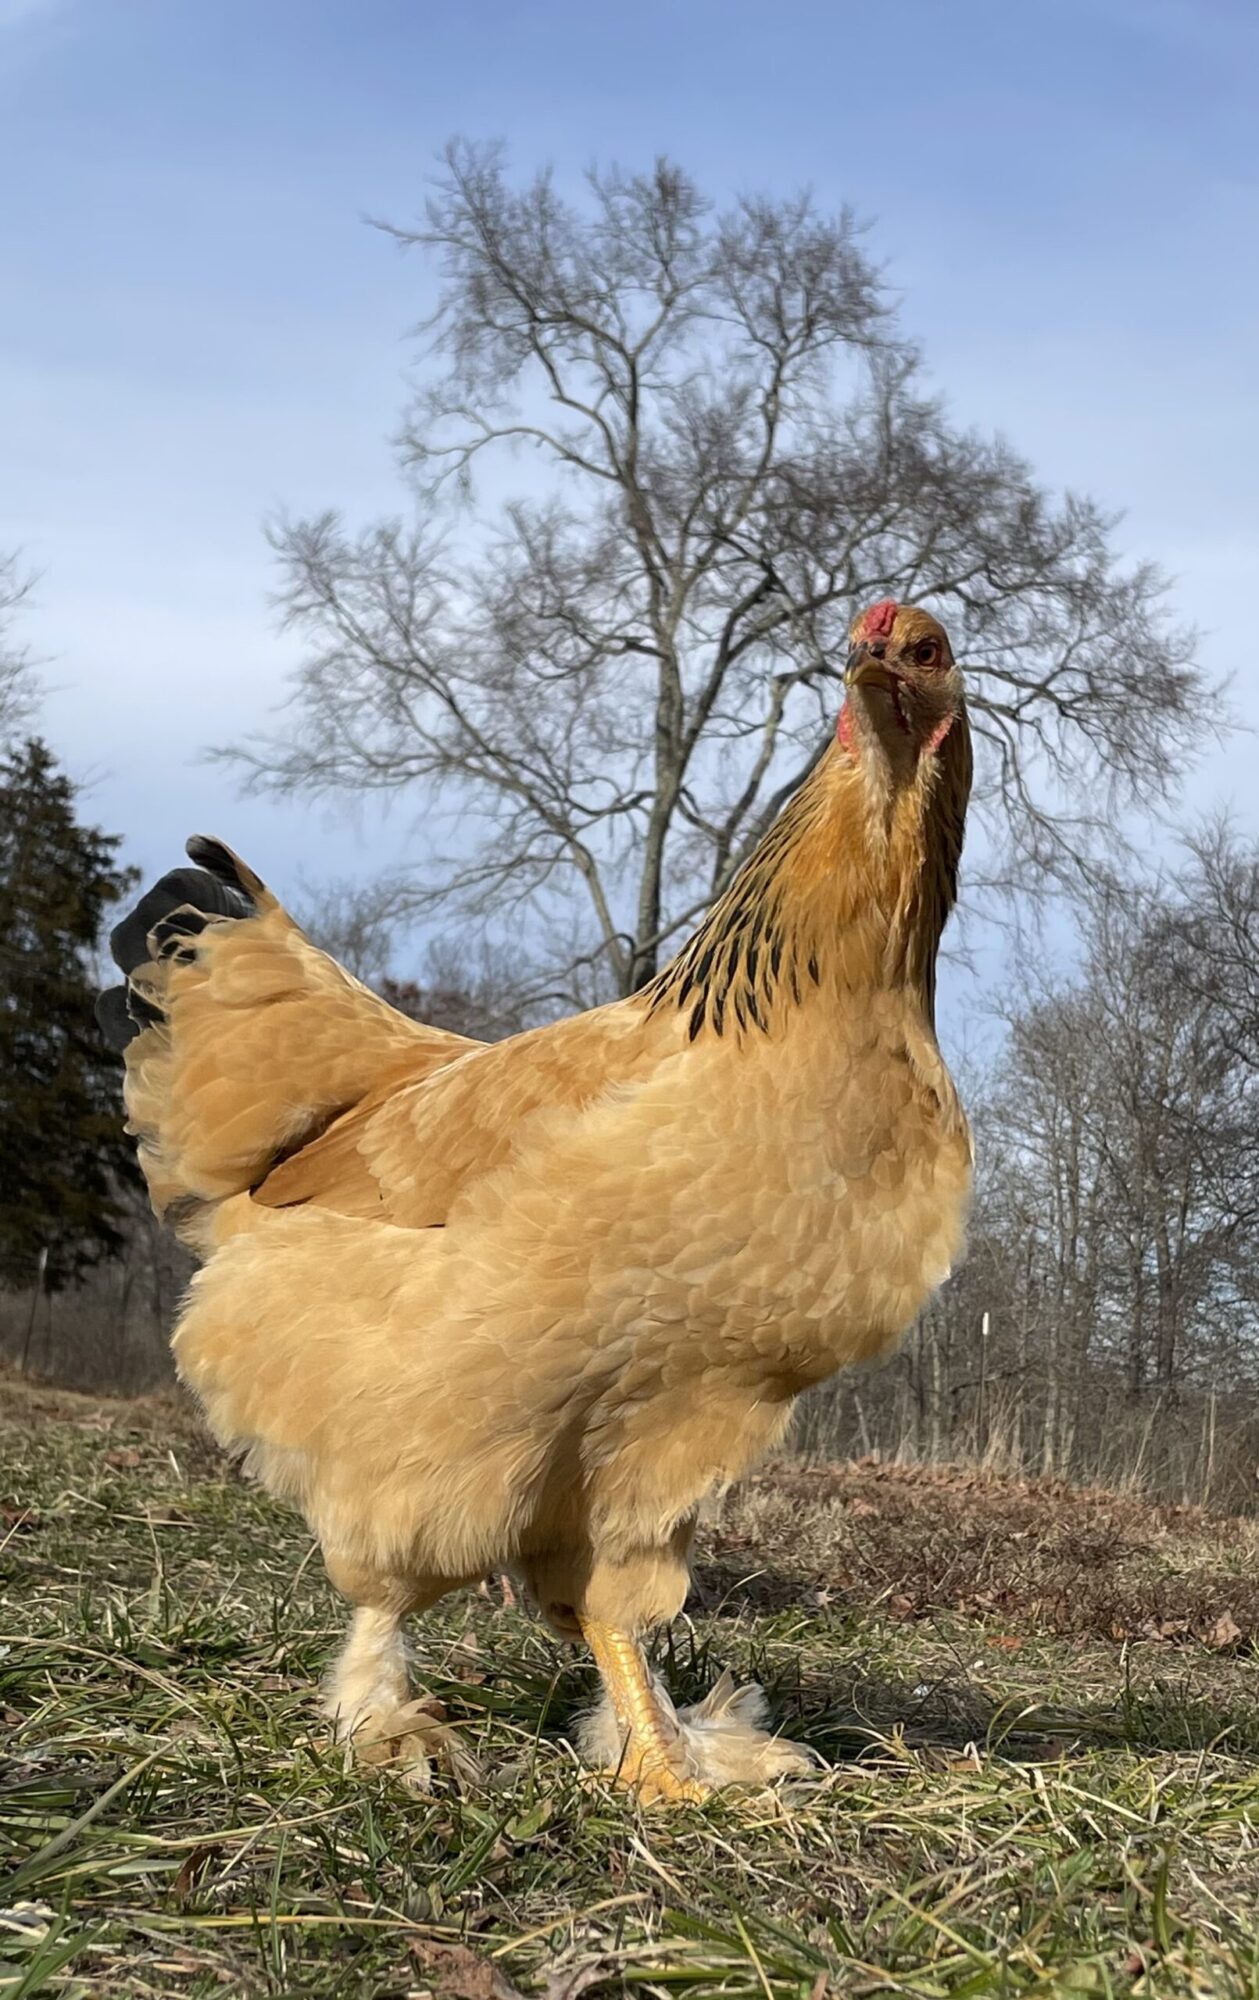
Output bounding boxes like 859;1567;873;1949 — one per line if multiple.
647;713;971;1039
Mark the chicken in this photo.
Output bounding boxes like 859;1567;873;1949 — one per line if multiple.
98;600;973;1803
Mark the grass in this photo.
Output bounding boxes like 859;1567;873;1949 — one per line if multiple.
3;1375;1259;1998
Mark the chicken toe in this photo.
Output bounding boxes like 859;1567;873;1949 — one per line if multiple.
671;1670;818;1786
579;1631;816;1801
339;1694;479;1792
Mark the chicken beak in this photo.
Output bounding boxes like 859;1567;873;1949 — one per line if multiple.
845;644;896;695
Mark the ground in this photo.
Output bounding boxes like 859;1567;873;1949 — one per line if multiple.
3;1374;1259;1999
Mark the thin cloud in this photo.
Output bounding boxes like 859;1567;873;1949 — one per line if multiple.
0;0;64;23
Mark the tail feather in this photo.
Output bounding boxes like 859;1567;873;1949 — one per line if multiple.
99;837;477;1242
98;859;260;1049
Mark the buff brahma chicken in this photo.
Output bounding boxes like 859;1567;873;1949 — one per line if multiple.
98;600;972;1803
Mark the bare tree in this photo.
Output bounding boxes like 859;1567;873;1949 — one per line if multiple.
297;875;554;1037
294;874;416;987
959;865;1259;1467
0;552;39;743
1152;821;1259;1322
1155;820;1259;1085
222;143;1206;1003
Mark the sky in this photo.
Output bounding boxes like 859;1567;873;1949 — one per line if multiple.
2;0;1257;1017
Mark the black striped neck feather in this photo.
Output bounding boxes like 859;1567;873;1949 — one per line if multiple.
645;712;971;1041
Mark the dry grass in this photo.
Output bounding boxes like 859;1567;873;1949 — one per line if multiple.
709;1461;1259;1645
3;1372;1259;1998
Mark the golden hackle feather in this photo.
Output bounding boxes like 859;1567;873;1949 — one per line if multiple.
649;703;973;1037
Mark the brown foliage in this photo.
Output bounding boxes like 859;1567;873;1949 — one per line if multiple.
706;1457;1259;1648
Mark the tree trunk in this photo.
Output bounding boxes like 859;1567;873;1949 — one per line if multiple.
1041;1311;1060;1475
1153;1221;1178;1394
1127;1246;1146;1400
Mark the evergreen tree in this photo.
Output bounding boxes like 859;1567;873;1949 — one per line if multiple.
0;738;138;1288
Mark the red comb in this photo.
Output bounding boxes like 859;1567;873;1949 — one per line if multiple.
858;599;898;639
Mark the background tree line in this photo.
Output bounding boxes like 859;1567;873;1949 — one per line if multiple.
0;566;187;1386
3;146;1254;1506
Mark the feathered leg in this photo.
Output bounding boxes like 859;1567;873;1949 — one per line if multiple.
579;1619;710;1803
577;1620;818;1802
322;1561;477;1792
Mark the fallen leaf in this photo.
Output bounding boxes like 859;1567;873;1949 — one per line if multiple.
543;1964;613;2000
1140;1618;1190;1643
169;1843;223;1906
507;1799;553;1841
408;1940;526;2000
1206;1611;1242;1650
948;1750;984;1772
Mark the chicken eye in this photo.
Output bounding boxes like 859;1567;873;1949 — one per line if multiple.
913;638;941;668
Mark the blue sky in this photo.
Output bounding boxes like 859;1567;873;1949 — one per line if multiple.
2;0;1257;1007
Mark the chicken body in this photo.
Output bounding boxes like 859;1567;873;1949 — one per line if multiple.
100;601;973;1801
181;979;967;1622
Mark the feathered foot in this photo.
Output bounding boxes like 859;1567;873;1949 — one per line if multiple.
579;1622;816;1803
324;1605;478;1792
332;1693;479;1793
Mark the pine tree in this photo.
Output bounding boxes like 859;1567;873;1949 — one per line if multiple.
0;739;138;1289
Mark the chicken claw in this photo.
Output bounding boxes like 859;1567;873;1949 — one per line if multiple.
324;1606;479;1791
611;1745;711;1806
337;1695;479;1792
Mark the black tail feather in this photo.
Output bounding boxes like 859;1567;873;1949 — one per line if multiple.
109;866;254;979
96;981;163;1051
97;843;260;1051
97;983;137;1050
185;834;258;892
